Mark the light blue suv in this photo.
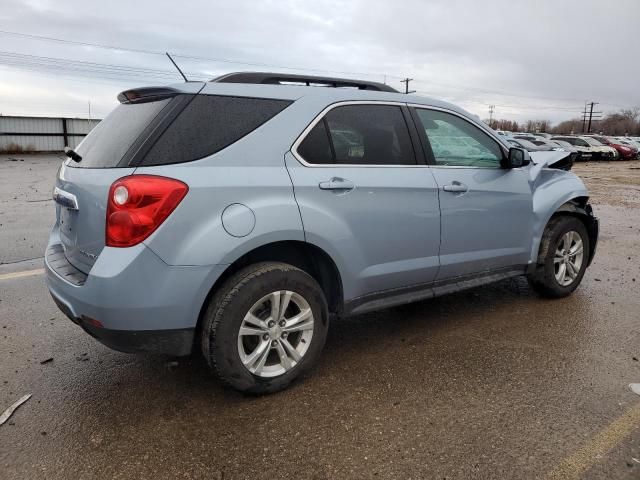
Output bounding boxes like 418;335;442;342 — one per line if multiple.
46;72;598;393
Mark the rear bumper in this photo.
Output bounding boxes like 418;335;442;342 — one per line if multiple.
49;292;194;355
45;228;226;355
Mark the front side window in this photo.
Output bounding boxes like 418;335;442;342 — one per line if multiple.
296;104;416;165
414;109;503;167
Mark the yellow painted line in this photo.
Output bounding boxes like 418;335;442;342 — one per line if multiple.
0;268;45;281
545;401;640;479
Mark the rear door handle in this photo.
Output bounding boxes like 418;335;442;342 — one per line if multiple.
319;177;355;191
442;182;468;193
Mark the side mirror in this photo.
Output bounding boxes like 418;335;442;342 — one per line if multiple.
504;147;529;168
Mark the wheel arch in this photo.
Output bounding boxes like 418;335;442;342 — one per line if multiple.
195;240;344;342
533;196;598;268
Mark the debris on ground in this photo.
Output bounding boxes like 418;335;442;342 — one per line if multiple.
40;358;53;365
629;384;640;396
0;394;32;426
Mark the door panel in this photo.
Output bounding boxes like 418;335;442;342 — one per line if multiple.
410;107;534;280
285;153;441;301
430;167;533;279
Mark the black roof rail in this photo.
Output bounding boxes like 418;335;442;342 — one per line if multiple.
210;71;398;93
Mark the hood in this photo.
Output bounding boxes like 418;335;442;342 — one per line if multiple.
528;150;574;181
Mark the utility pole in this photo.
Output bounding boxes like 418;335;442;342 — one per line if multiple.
400;78;415;94
586;101;602;133
581;101;602;133
488;105;495;128
87;100;92;129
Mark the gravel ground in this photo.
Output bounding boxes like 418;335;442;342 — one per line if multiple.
1;154;639;479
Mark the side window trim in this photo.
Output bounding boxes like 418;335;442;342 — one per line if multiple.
409;105;509;169
408;107;436;166
292;101;422;168
401;105;429;166
323;117;337;161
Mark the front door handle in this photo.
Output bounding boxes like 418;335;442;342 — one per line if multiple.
319;177;355;191
442;181;468;193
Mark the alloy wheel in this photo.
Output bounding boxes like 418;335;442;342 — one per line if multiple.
237;291;314;377
554;230;584;287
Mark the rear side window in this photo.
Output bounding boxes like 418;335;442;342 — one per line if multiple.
141;95;292;166
297;104;416;165
297;119;333;164
73;99;170;168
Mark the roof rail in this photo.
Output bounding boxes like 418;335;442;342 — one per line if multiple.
210;71;398;93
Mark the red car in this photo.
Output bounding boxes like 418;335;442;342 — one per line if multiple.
591;135;638;159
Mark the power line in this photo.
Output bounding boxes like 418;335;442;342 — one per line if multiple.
3;29;628;108
0;29;390;81
1;29;636;122
0;50;205;79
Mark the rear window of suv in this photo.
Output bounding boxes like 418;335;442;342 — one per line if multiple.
140;95;292;166
70;94;291;168
72;99;170;168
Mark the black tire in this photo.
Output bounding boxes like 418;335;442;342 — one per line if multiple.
528;215;590;298
201;262;329;394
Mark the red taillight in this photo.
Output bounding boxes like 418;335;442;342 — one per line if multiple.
106;175;188;247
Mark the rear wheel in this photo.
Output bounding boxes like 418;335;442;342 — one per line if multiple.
201;262;329;394
528;216;589;298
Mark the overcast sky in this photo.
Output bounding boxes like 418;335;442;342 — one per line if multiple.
1;0;638;123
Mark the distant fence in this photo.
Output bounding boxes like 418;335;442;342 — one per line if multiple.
0;116;101;153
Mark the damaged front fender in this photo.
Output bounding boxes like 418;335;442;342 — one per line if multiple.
526;151;595;265
528;151;575;180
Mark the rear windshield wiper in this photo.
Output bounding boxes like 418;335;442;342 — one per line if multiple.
64;147;82;163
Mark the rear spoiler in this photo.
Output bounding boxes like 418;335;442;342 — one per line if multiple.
117;87;180;104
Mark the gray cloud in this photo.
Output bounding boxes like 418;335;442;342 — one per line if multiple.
0;0;638;122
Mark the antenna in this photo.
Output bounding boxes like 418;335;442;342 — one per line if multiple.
165;52;188;82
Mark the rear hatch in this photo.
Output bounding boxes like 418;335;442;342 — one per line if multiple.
53;82;293;273
53;88;187;273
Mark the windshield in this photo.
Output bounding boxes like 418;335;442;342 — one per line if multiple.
584;137;604;146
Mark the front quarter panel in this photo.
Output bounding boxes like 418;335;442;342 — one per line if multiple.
529;168;589;262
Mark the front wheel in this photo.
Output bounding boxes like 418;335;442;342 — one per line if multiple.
528;216;590;298
201;262;329;394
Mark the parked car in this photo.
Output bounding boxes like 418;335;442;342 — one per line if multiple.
508;138;551;152
495;130;513;138
530;139;569;151
514;133;550;140
617;137;640;153
513;134;540;142
589;135;638;159
547;139;589;160
551;136;618;160
46;72;599;393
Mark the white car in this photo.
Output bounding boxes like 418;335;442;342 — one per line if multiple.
551;136;618;160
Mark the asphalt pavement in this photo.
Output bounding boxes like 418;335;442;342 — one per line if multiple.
1;154;640;479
